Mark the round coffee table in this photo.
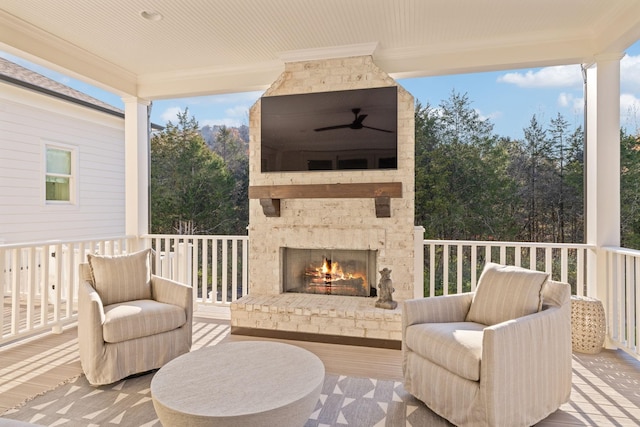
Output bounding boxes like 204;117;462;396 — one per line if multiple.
150;341;325;427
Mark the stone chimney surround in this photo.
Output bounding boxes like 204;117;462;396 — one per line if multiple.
230;55;415;345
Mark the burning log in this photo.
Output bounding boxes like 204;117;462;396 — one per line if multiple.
302;257;368;296
302;277;366;296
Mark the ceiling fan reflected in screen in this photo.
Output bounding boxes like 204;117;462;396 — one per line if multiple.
260;86;398;173
314;108;393;133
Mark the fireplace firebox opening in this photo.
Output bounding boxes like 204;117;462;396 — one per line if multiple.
282;248;377;297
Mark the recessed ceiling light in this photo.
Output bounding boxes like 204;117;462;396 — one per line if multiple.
140;10;163;21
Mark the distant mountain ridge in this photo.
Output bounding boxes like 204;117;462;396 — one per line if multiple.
200;124;249;150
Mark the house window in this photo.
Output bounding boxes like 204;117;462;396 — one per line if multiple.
45;145;75;203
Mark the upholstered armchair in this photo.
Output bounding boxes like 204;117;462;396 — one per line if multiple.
78;248;193;385
402;262;572;427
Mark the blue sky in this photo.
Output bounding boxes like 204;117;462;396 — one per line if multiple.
3;40;640;139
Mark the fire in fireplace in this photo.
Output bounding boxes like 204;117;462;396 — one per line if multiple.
282;248;377;297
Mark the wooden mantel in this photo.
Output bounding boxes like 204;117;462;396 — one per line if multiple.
248;182;402;218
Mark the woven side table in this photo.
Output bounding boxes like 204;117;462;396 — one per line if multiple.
570;295;606;354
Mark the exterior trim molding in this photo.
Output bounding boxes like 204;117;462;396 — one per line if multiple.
278;42;379;63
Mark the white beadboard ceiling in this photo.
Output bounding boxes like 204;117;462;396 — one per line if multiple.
1;0;639;99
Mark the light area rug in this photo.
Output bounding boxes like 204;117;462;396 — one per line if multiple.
1;372;452;426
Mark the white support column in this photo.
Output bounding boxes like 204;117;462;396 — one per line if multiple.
123;97;151;245
585;53;623;346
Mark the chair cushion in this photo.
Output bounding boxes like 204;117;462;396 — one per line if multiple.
405;322;485;381
88;249;152;306
466;262;548;326
542;279;570;308
102;299;186;343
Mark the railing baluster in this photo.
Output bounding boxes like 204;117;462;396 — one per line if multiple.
172;238;179;281
76;242;85;314
0;248;6;336
470;244;477;291
212;239;218;303
192;238;199;303
40;245;49;328
443;244;449;296
222;239;229;303
635;257;640;353
544;247;552;275
10;248;20;335
576;249;583;296
514;245;521;267
202;238;209;303
529;247;536;272
561;247;568;283
625;255;634;346
241;238;248;301
163;237;171;278
231;239;238;303
156;237;163;276
429;243;435;297
53;244;63;330
456;244;463;294
27;247;36;330
613;252;623;344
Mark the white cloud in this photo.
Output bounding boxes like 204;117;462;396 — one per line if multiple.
160;107;182;123
557;92;584;114
557;92;572;108
154;92;260;127
621;54;640;92
621;93;640;131
621;93;640;111
216;91;263;104
497;65;582;88
198;105;250;128
497;53;640;92
475;108;502;122
225;105;249;118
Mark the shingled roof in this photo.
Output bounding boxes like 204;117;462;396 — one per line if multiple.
0;57;124;117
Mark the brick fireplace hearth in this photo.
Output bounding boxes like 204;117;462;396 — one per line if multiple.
230;54;415;344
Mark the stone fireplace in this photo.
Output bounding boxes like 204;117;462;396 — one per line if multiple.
230;53;415;344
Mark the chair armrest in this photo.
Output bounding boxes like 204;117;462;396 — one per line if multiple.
481;303;572;425
78;280;106;357
402;293;474;329
401;293;474;381
78;280;105;329
151;275;193;310
151;275;193;326
151;275;193;349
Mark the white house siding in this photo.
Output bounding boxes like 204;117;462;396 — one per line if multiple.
0;82;126;244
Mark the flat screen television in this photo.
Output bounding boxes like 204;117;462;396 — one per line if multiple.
260;86;397;172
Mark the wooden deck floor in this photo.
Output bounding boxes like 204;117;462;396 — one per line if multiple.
1;313;639;426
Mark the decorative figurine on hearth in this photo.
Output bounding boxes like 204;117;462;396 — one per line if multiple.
375;268;397;309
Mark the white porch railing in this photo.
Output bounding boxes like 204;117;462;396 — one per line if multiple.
2;235;637;360
422;240;639;359
142;234;249;307
604;246;640;359
0;236;136;345
0;234;249;345
422;239;595;297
